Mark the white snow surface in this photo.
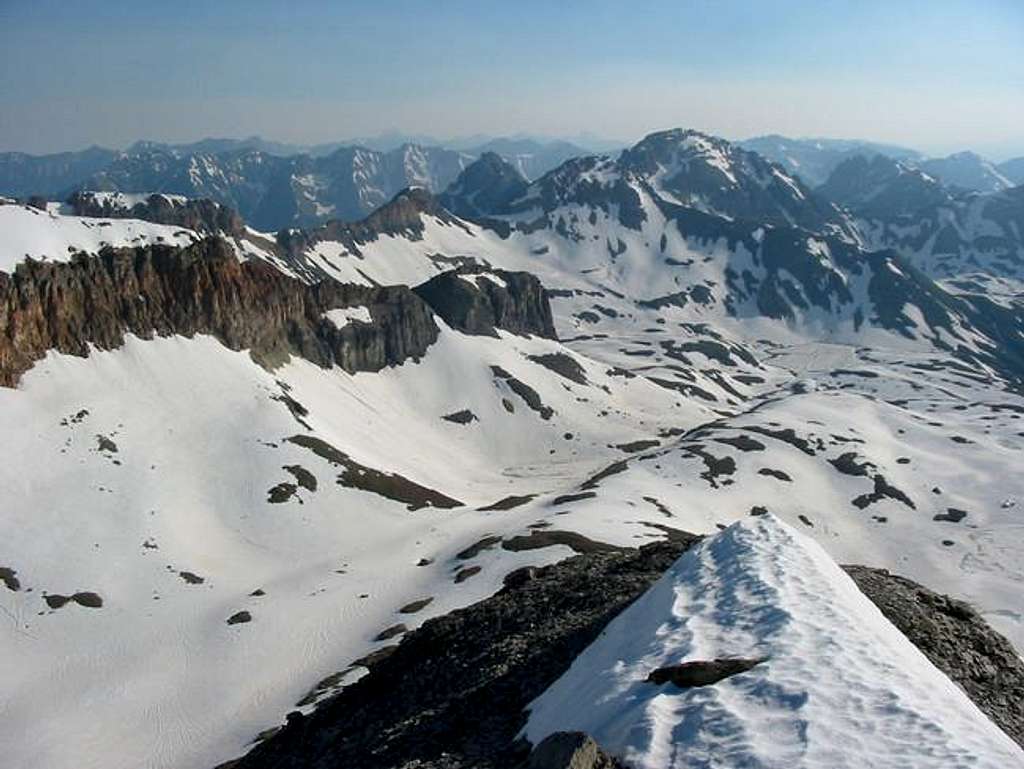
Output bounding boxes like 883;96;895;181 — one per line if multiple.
0;204;198;272
524;516;1024;768
3;163;1024;769
322;306;372;327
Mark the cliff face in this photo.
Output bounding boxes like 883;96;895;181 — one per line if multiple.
413;268;557;340
66;191;247;236
0;237;439;387
0;239;560;387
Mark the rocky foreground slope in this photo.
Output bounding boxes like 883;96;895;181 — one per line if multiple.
226;518;1023;769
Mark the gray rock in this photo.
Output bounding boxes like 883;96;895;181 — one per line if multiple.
527;732;621;769
646;657;767;688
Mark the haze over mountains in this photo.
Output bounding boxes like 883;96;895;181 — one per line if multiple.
3;123;1024;769
3;131;1021;232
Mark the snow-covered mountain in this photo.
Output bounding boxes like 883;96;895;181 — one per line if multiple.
818;154;1024;283
739;135;923;187
2;126;1023;769
818;154;954;217
0;139;595;231
921;151;1016;193
1001;156;1024;186
78;143;476;231
0;145;119;197
463;137;593;181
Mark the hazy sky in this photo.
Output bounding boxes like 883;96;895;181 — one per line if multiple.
2;0;1022;158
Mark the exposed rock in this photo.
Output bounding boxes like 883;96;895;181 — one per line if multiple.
439;153;529;221
478;495;537;512
456;536;503;560
414;268;557;340
44;591;103;610
276;188;469;261
286;434;463;511
454;566;481;584
0;238;441;387
491;366;555;420
646;657;767;687
282;464;317;492
0;566;22;591
501;531;625;555
67;191;246;236
374;624;408;642
613;440;659;454
526;732;622;769
527;353;586;385
442;410;478;425
398;598;434;614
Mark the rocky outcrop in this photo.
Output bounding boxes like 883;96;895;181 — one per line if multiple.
646;657;767;688
413;268;557;340
66;191;247;236
526;732;623;769
1;237;562;387
439;153;529;220
0;237;440;387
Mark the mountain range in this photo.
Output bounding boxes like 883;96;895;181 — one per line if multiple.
2;125;1023;769
4;132;1020;233
0;137;593;229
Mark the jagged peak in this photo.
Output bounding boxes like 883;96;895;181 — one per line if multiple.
439;153;530;219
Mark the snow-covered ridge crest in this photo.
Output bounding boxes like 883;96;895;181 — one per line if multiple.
0;202;198;273
524;514;1023;768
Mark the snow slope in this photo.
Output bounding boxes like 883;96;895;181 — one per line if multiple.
0;325;697;769
0;203;198;272
524;515;1024;768
3;133;1024;769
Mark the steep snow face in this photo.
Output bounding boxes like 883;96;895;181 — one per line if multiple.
524;516;1024;768
0;203;198;272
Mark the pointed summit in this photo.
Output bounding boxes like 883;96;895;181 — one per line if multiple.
439;152;529;218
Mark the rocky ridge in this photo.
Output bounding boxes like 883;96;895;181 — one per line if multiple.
225;531;1023;769
0;237;555;387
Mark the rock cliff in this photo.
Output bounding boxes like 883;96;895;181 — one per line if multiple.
0;237;439;387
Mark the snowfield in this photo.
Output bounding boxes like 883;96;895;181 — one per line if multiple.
3;139;1024;769
0;203;198;271
524;515;1024;768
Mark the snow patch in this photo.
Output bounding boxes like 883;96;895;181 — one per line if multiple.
323;306;372;328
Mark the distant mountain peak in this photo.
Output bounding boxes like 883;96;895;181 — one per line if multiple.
439;152;529;220
921;151;1012;193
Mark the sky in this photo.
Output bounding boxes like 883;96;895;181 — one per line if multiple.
1;0;1022;159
